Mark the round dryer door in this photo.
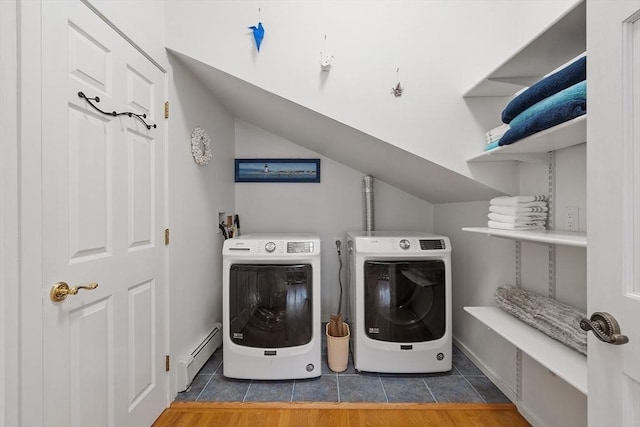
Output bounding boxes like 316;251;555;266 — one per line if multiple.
363;260;446;342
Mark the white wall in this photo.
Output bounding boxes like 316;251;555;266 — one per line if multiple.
165;0;578;186
433;201;518;395
234;120;435;320
86;0;166;66
168;55;236;390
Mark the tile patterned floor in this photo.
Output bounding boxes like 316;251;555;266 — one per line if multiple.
176;339;510;404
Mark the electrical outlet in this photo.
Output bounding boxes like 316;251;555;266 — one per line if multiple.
565;206;579;232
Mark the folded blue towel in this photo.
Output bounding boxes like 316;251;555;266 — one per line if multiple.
509;80;586;129
485;140;500;151
502;56;586;124
498;99;586;146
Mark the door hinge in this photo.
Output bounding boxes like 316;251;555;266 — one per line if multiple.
165;355;170;372
164;101;169;119
165;228;170;245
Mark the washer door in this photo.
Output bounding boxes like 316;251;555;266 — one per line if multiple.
228;264;313;348
364;260;446;342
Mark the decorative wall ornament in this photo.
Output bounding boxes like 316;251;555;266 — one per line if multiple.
320;35;334;71
320;53;334;71
391;67;403;97
191;127;212;165
249;22;265;51
391;82;403;97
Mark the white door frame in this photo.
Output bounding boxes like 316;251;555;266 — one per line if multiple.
13;1;45;426
1;1;20;426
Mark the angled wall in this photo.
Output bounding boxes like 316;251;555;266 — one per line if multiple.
165;0;578;195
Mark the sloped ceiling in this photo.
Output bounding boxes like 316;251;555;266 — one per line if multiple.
169;50;504;204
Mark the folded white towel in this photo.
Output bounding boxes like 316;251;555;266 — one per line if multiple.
485;124;510;142
488;220;546;231
488;212;548;224
491;220;546;227
490;205;548;214
490;195;548;206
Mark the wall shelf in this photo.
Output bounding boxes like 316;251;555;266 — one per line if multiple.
467;115;586;163
463;1;586;98
464;306;587;395
462;227;586;247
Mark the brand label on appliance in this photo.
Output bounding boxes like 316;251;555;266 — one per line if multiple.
233;332;244;340
368;327;380;334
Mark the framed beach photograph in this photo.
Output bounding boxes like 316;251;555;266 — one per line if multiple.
234;158;321;183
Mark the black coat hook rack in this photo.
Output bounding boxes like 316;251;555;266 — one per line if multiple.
78;91;156;129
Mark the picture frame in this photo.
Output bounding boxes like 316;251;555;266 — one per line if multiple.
234;158;321;183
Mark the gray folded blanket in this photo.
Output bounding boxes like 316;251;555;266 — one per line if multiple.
495;285;587;355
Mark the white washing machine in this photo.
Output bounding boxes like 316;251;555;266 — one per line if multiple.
222;233;321;379
346;231;452;373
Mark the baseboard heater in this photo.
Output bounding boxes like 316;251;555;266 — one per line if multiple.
176;322;222;392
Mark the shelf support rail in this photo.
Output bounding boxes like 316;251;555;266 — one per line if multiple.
515;241;522;288
516;349;523;400
547;152;557;298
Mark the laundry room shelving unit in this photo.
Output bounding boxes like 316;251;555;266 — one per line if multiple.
461;0;588;403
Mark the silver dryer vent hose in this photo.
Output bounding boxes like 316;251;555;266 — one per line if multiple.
362;175;374;232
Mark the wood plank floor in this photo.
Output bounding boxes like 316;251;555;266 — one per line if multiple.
153;402;531;427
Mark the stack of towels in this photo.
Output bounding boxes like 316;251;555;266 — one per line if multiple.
485;55;586;149
488;195;548;230
485;124;510;151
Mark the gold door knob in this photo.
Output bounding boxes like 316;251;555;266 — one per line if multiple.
50;282;98;302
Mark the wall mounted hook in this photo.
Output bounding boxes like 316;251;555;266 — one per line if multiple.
78;91;156;129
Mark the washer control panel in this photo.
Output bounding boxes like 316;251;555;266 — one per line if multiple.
287;241;314;253
223;234;321;256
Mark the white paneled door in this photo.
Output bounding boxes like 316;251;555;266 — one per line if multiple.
588;1;640;426
41;2;168;426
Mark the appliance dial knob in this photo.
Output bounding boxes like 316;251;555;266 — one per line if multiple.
265;242;276;252
399;239;410;250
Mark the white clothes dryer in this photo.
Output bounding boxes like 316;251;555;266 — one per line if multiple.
346;231;452;373
222;233;321;380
